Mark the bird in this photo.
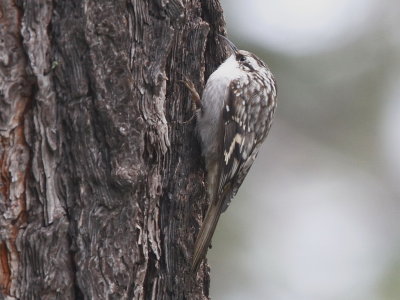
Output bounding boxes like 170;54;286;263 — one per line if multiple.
191;35;277;272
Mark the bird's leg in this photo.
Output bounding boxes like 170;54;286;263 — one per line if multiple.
176;77;202;124
180;77;202;111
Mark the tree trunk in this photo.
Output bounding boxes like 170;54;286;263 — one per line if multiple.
0;0;227;299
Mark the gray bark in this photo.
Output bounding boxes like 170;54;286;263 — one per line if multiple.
0;0;227;299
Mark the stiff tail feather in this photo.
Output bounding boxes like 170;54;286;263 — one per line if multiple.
191;200;224;272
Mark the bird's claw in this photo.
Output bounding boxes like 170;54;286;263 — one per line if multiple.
179;76;202;111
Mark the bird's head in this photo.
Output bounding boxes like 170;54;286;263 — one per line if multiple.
218;35;268;73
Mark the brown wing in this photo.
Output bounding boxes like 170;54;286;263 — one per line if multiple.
218;77;273;210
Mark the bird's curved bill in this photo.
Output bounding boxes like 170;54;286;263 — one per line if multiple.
218;34;238;54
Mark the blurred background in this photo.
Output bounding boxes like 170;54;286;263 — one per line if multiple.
209;0;400;299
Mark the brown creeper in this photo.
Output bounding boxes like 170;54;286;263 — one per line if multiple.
192;35;277;272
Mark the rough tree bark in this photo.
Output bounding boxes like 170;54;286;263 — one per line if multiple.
0;0;228;299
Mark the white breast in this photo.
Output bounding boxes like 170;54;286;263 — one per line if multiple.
197;55;241;159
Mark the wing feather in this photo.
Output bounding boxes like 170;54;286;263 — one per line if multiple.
218;77;269;210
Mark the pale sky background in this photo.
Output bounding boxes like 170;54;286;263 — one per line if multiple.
209;0;400;299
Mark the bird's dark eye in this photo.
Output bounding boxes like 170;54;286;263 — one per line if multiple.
238;55;246;62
